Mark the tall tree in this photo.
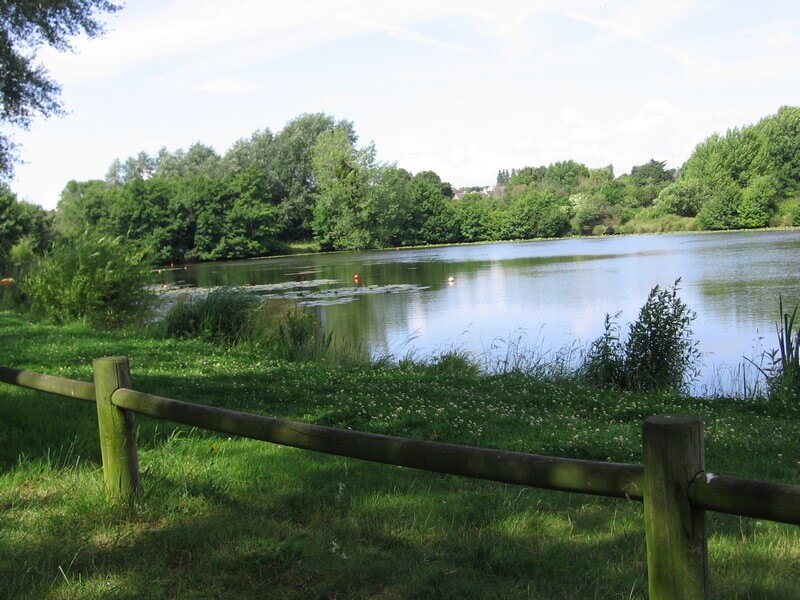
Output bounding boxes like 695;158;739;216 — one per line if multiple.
272;113;355;241
311;128;376;251
0;0;121;178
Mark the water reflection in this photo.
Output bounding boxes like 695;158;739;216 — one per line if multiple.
163;230;800;393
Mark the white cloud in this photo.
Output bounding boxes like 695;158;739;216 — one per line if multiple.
619;100;676;135
559;108;585;126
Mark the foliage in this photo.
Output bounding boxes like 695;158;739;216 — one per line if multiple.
623;280;701;391
158;292;356;363
45;106;800;261
584;280;701;392
695;179;742;230
0;0;120;178
653;179;705;217
20;233;153;326
583;313;625;388
0;185;51;273
311;128;378;251
737;175;777;228
265;303;339;361
683;106;800;230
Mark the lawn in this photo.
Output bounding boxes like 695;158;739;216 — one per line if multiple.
0;312;798;599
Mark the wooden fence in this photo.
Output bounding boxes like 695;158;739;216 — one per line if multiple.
1;357;798;599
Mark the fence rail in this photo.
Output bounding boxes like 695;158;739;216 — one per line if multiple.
2;356;798;600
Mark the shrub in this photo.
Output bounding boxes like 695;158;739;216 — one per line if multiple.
584;280;700;392
20;234;154;326
583;313;625;388
623;280;701;391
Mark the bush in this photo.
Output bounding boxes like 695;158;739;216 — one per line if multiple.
584;280;700;391
20;234;154;326
583;313;625;388
624;280;701;391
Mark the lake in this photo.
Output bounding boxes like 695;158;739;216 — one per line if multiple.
160;229;800;394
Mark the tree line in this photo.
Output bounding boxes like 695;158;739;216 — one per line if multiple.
2;106;800;270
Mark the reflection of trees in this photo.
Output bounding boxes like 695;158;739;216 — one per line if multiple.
699;280;800;327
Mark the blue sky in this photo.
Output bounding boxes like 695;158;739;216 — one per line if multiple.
9;0;800;209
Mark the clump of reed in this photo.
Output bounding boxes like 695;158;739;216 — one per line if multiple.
157;288;366;363
752;298;800;404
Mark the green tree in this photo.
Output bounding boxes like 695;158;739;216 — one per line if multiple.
222;128;275;175
192;171;279;260
154;142;222;179
453;192;497;242
543;160;590;188
570;192;610;233
272;113;355;241
695;178;742;230
1;184;51;270
653;179;708;217
311;128;376;251
55;179;116;235
370;165;414;247
738;175;777;228
0;0;121;178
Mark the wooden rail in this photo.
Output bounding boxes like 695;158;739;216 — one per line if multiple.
1;356;798;600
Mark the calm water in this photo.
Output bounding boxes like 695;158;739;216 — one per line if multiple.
161;230;800;394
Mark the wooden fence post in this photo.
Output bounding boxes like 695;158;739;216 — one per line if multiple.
93;356;141;502
642;415;708;599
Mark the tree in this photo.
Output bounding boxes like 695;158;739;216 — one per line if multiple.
653;179;708;217
0;0;121;178
0;184;51;271
272;113;355;241
55;178;117;235
311;128;376;251
737;175;777;228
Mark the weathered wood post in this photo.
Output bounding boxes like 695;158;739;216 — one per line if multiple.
93;356;141;502
642;414;708;599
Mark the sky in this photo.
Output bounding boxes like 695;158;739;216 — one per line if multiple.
8;0;800;209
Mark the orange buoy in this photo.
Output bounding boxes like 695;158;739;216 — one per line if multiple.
353;273;361;282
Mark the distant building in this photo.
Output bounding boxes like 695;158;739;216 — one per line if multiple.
452;185;502;200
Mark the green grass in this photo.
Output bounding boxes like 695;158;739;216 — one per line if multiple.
0;311;798;598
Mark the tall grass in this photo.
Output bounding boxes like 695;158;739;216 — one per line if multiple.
753;297;800;404
158;289;367;363
158;288;261;344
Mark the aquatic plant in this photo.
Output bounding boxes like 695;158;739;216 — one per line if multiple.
753;298;800;404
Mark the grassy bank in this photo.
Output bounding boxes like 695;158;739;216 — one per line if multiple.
0;312;798;599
